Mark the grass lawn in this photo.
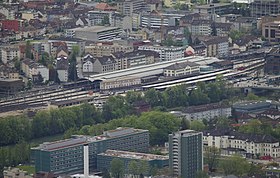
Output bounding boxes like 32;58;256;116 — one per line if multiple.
16;165;35;175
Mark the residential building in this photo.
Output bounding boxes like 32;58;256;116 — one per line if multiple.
76;17;89;27
100;76;141;90
0;66;19;79
112;50;160;69
194;3;233;15
1;19;24;31
169;130;203;178
111;14;132;31
95;2;116;11
190;20;212;36
93;56;117;73
87;11;113;26
0;46;20;64
164;0;191;7
250;0;280;18
21;58;49;82
201;36;229;57
56;58;69;82
0;5;17;20
3;167;32;178
262;21;280;44
97;150;168;175
231;17;257;32
203;129;280;158
65;26;122;41
21;11;39;21
185;45;207;56
215;22;234;36
84;42;133;57
82;54;95;73
116;0;145;16
182;103;232;121
265;47;280;75
163;61;200;77
140;12;184;29
48;38;85;56
31;128;149;175
138;45;185;61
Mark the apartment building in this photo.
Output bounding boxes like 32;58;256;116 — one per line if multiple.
190;20;212;36
65;26;122;41
31;128;149;175
182;103;232;121
250;0;280;18
21;58;49;82
97;150;168;175
85;42;133;57
262;21;280;44
201;36;229;57
112;50;159;69
163;61;200;77
203;129;280;158
138;45;185;61
140;12;184;29
87;11;113;26
169;130;203;178
49;38;85;56
116;0;145;16
0;46;20;64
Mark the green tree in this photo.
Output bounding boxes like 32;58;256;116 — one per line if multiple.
110;158;124;178
128;160;140;177
204;146;220;172
220;155;250;176
25;41;32;59
144;88;163;107
196;170;209;178
190;120;206;131
181;118;191;130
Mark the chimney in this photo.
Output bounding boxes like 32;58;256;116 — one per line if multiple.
84;144;89;178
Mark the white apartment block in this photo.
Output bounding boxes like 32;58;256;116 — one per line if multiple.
182;103;232;121
117;0;145;16
0;46;20;64
87;11;113;26
138;45;185;61
203;130;280;158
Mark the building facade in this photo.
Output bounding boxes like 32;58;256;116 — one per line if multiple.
84;42;133;57
250;0;280;17
116;0;145;16
182;103;232;121
100;76;141;90
169;130;203;178
138;45;185;61
31;128;149;175
265;47;280;75
203;129;280;158
0;46;20;64
262;21;280;44
163;61;200;77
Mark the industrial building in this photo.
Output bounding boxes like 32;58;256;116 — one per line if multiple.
169;130;203;178
31;128;149;175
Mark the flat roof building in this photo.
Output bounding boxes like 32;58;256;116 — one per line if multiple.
31;127;149;175
65;26;122;42
97;150;169;175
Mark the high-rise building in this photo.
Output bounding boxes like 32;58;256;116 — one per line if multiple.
169;130;203;178
31;128;149;175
